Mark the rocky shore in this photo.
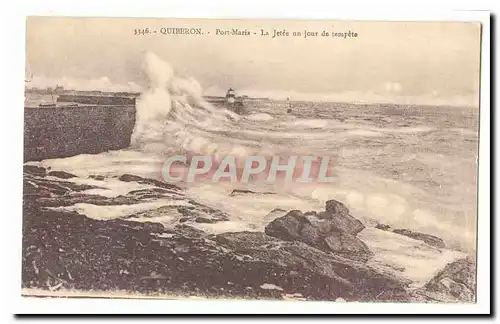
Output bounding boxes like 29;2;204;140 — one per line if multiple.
22;165;476;302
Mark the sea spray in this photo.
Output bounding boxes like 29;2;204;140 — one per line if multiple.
131;52;245;158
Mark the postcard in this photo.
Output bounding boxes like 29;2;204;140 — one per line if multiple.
21;15;485;310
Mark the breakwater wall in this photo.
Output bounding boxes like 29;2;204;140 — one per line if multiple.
24;105;136;162
57;94;136;106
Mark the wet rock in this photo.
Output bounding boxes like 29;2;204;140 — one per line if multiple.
324;231;372;262
129;188;179;196
23;180;51;198
48;171;77;179
266;211;372;261
230;189;274;197
195;217;218;224
375;223;391;231
37;194;126;207
319;200;365;235
88;175;105;181
21;203;344;300
392;229;445;248
23;165;47;177
264;210;310;241
29;177;99;193
22;179;409;302
325;199;350;216
215;231;410;301
374;224;445;249
21;171;413;302
118;174;150;182
298;222;324;247
177;201;230;223
174;224;207;238
118;174;182;192
423;258;476;302
142;222;165;233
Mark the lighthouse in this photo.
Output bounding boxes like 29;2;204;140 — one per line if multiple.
225;88;236;105
223;88;245;114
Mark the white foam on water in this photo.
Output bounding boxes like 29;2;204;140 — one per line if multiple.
48;199;191;221
245;113;274;121
449;127;479;137
344;129;383;137
185;183;323;232
281;119;330;128
307;167;476;252
359;228;466;287
373;126;435;134
32;150;164;179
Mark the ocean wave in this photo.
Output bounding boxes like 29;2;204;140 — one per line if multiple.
245;113;274;121
280;119;331;128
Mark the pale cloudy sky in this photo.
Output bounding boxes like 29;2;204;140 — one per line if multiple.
26;17;482;106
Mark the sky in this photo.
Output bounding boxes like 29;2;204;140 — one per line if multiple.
26;17;482;106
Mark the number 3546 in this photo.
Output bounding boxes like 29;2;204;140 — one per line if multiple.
134;28;150;35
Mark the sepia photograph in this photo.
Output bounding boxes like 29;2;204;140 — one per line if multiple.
20;15;485;310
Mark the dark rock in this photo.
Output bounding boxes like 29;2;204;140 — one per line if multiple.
305;217;334;234
298;223;323;247
21;202;346;301
48;171;77;179
22;178;103;207
118;174;151;182
375;223;391;231
177;202;230;223
142;222;165;233
266;211;371;261
264;210;309;241
317;211;365;236
318;200;365;235
230;189;274;197
325;199;350;216
88;175;105;181
118;174;182;192
21;172;410;302
215;231;410;301
174;224;207;238
37;194;137;208
324;231;372;262
392;229;445;248
423;258;476;302
195;217;217;224
23;165;47;177
23;180;51;197
129;188;178;195
28;177;99;193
